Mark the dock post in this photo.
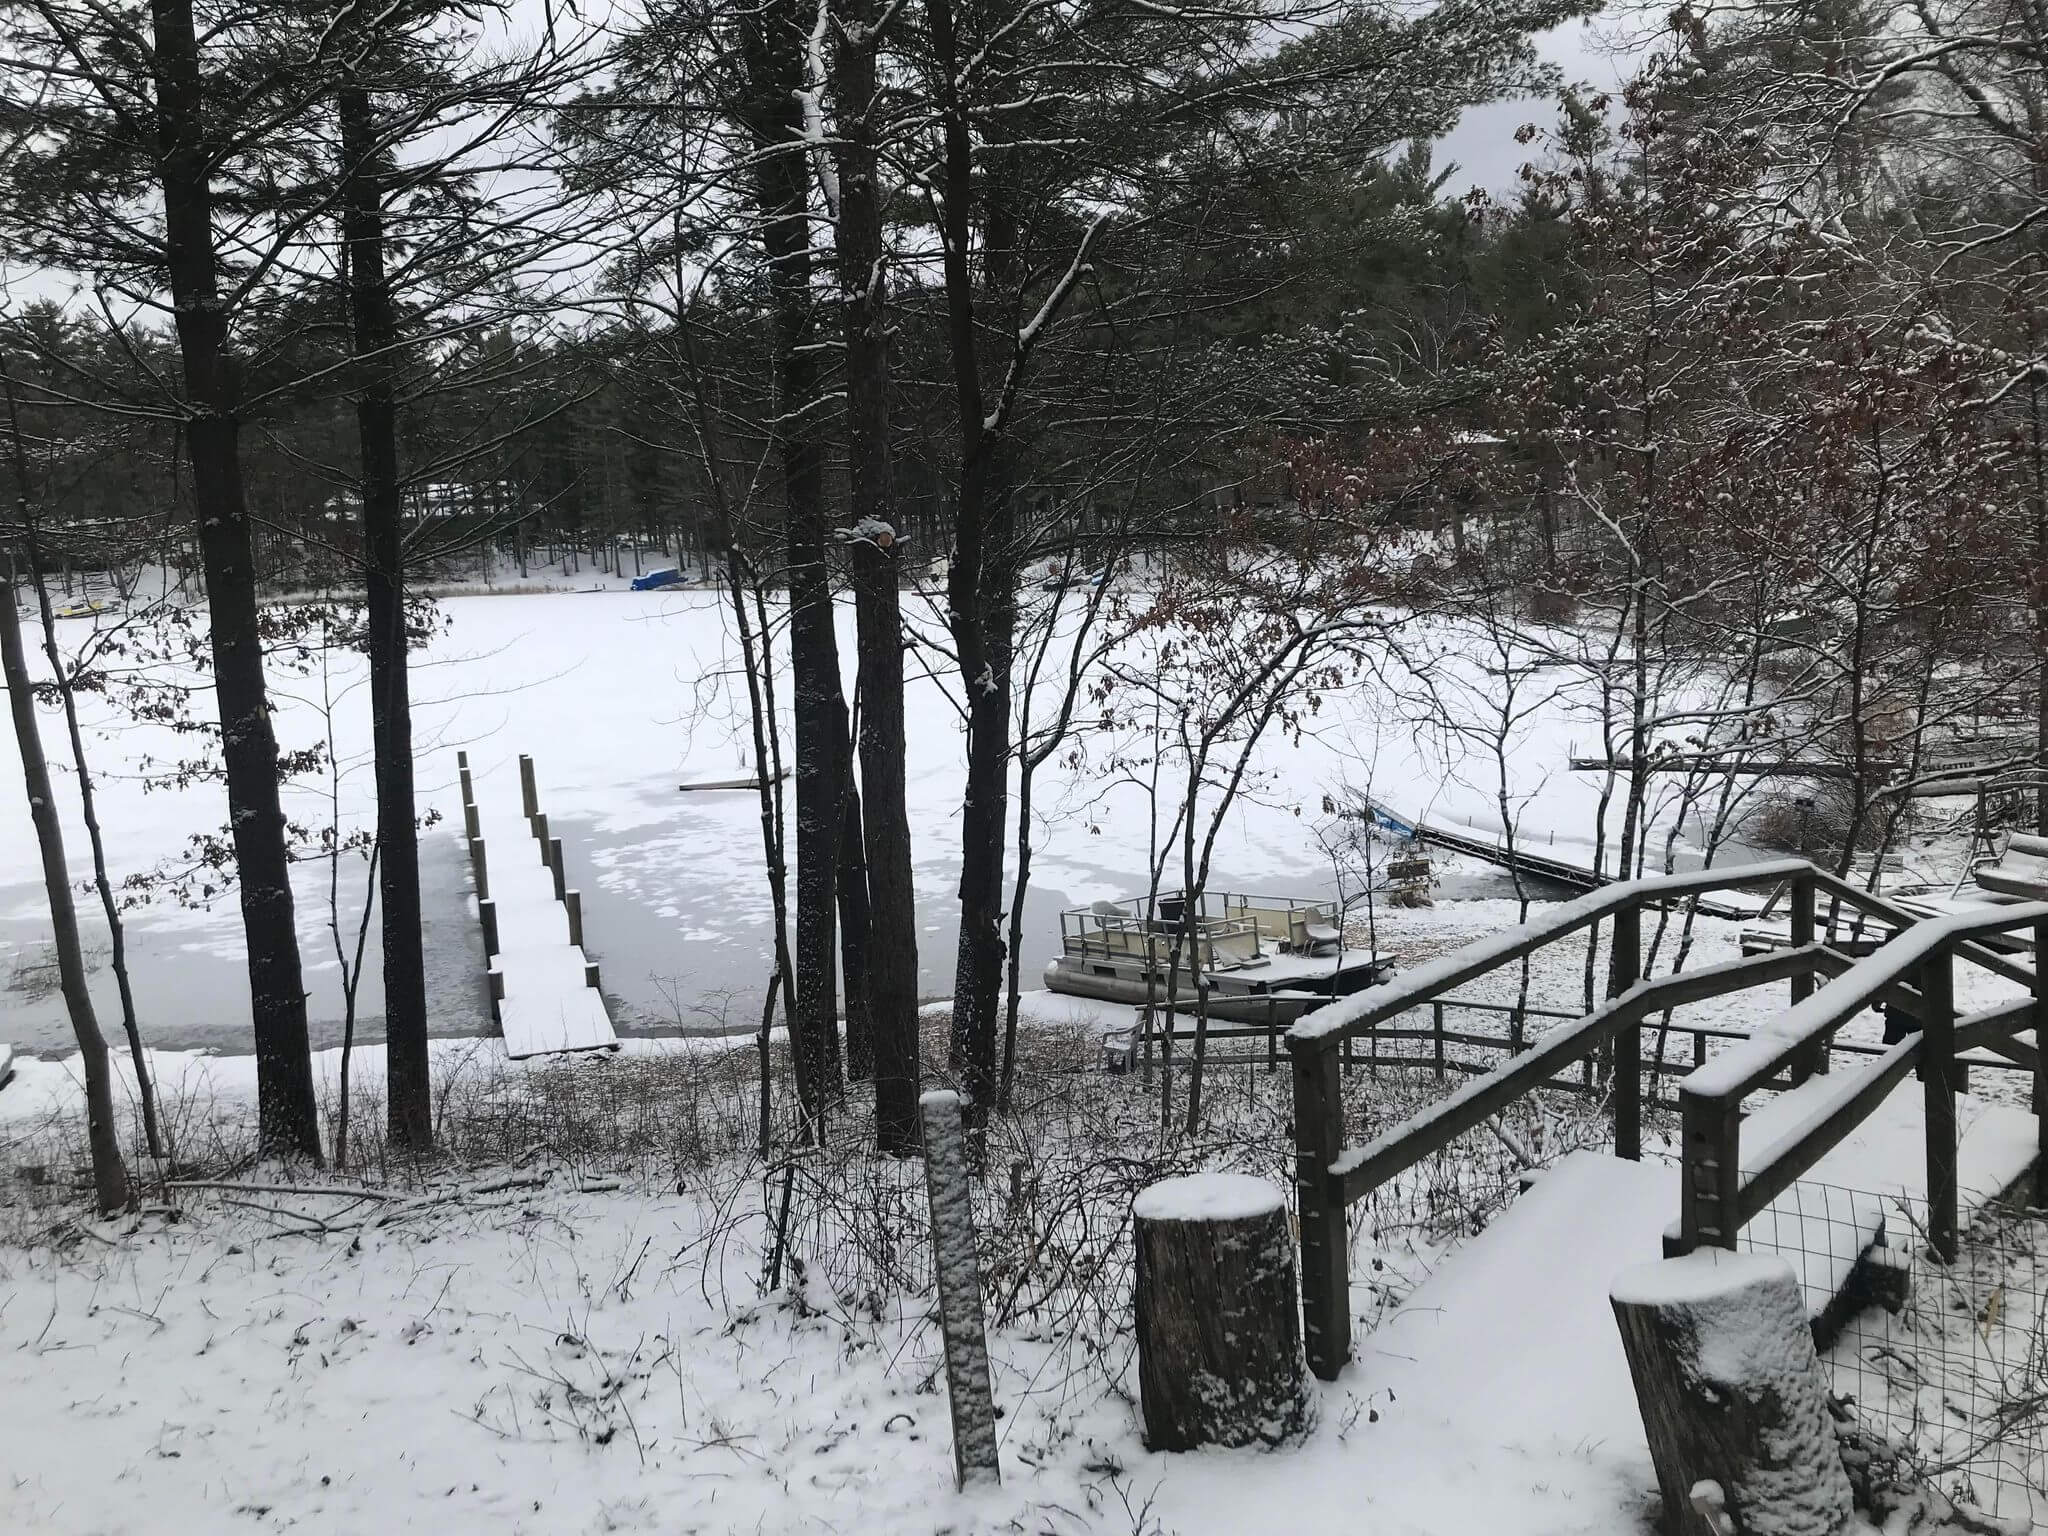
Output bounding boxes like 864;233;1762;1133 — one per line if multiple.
458;752;474;810
519;753;538;819
532;811;550;859
478;898;500;958
469;836;489;901
463;800;480;841
550;838;567;901
584;960;602;991
565;889;584;948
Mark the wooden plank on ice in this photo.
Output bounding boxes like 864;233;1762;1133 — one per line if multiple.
499;987;617;1059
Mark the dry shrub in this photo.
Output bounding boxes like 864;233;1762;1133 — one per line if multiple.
1527;583;1578;624
1747;785;1870;855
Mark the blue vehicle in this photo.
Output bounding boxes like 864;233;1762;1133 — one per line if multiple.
631;567;686;592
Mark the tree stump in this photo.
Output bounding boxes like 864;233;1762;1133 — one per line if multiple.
1133;1174;1309;1451
1611;1251;1855;1536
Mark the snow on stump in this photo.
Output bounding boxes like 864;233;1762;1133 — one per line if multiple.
1611;1251;1855;1536
1133;1173;1309;1452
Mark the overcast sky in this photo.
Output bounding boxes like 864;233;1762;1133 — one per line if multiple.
1436;15;1633;196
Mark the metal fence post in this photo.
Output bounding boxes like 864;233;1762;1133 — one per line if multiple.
1289;1034;1350;1380
1920;949;1958;1263
1611;903;1642;1161
1433;1001;1445;1080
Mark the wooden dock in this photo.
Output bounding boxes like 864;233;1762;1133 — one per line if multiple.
1352;796;1766;922
460;751;618;1060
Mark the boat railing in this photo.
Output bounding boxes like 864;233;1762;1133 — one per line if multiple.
1059;903;1264;971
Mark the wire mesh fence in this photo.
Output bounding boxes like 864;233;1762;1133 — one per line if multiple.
1743;1180;2048;1524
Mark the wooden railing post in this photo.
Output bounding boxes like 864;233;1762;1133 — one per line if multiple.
1611;903;1642;1161
1678;1088;1741;1253
1920;948;1958;1263
1289;1034;1350;1380
2036;920;2048;1208
1432;1001;1445;1080
1788;874;1825;1082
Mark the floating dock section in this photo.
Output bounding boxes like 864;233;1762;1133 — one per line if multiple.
459;751;618;1059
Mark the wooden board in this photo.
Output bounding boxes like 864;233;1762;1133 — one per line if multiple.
498;988;617;1059
678;770;788;792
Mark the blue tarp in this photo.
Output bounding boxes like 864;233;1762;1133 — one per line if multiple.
630;567;685;591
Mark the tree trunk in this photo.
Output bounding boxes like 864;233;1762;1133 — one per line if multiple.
837;767;875;1079
1133;1175;1307;1451
835;0;919;1151
340;81;431;1152
741;0;842;1128
1;544;130;1213
3;369;164;1161
1611;1252;1855;1536
152;0;321;1161
929;0;1018;1128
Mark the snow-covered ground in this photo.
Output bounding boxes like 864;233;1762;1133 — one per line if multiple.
1;585;1797;1058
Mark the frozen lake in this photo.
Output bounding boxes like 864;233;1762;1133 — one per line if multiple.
0;587;1712;1056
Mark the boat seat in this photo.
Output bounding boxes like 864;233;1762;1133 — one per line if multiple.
1304;921;1341;948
